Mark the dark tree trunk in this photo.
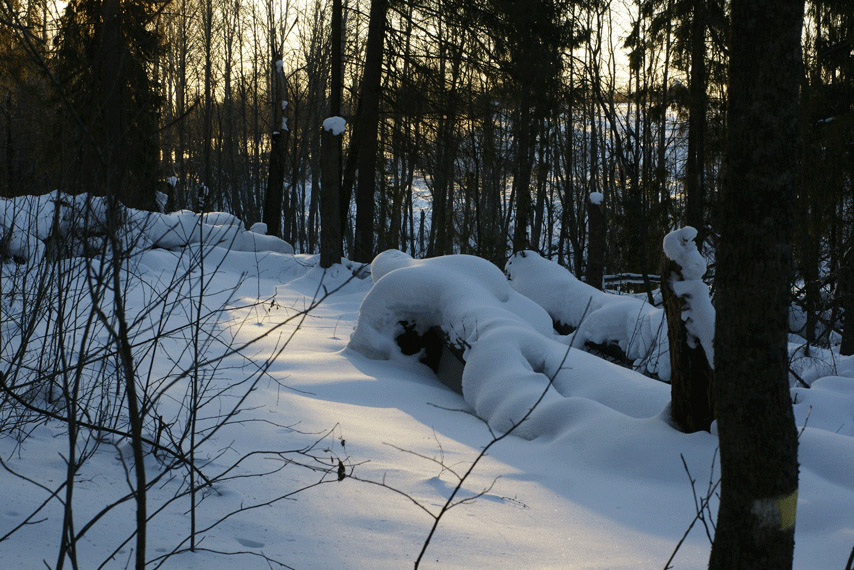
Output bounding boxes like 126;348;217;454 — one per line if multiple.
353;0;388;263
663;257;714;432
202;0;213;210
4;91;14;198
320;0;343;268
709;0;804;567
841;246;854;355
263;54;287;239
685;0;706;246
340;114;358;255
586;195;605;290
100;0;128;206
512;101;534;252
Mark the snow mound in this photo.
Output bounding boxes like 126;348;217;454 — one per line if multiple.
0;192;294;264
134;209;294;254
1;192;110;261
349;250;670;439
505;251;670;380
349;250;552;361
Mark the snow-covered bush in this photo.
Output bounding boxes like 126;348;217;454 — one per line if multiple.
132;209;295;253
349;249;553;361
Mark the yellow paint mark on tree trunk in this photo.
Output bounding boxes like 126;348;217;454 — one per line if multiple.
777;489;798;531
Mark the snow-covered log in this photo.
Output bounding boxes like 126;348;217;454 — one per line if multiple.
349;250;670;439
505;251;671;380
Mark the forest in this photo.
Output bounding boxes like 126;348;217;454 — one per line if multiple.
0;0;847;299
0;0;853;568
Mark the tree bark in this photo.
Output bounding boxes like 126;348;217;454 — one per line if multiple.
662;257;714;432
263;53;287;239
685;0;706;246
100;0;128;207
320;0;343;268
512;100;534;253
585;195;605;290
709;0;804;566
353;0;388;262
841;245;854;355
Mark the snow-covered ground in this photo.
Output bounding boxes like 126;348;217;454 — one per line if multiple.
1;198;853;569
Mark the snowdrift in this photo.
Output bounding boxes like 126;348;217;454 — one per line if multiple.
349;249;854;567
349;249;671;439
505;250;671;380
0;191;294;263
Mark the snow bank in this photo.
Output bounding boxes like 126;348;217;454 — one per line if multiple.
349;249;553;361
505;251;670;380
0;192;110;261
349;250;670;439
132;209;294;254
0;192;294;263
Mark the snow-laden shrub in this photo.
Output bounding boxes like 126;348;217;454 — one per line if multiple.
0;192;111;261
505;251;671;381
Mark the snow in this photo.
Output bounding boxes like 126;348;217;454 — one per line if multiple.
2;207;853;570
322;116;347;136
663;226;706;281
663;227;715;365
0;193;294;264
155;190;168;212
589;191;604;205
505;251;670;380
349;249;552;362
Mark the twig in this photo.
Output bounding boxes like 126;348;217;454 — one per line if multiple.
664;454;721;569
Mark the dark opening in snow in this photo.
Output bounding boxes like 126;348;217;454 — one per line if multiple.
396;322;465;395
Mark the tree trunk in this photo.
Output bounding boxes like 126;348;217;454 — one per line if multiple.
709;0;804;566
586;194;605;290
202;0;214;210
512;101;534;253
100;0;128;206
662;257;714;432
263;54;287;239
320;0;344;268
685;0;706;246
353;0;388;262
841;245;854;355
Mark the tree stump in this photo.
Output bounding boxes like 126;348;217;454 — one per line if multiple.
662;257;714;432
